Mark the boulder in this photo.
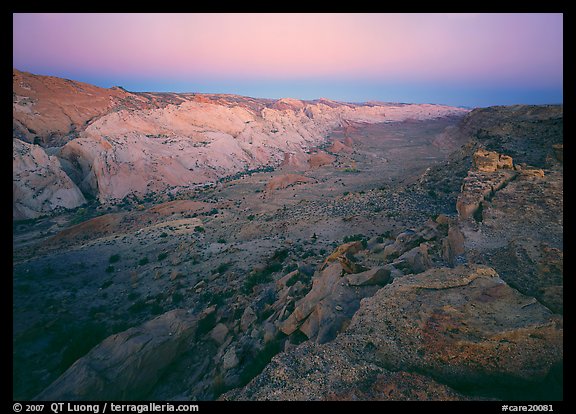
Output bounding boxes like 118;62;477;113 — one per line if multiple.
442;224;466;266
346;268;390;286
280;262;382;344
340;265;563;390
222;347;239;371
321;241;363;269
393;243;432;274
34;309;199;400
210;323;230;345
240;306;257;332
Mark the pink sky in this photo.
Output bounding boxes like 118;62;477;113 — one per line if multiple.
13;13;563;106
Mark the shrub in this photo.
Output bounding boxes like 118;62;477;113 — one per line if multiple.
157;252;168;261
271;248;289;263
243;262;281;293
343;234;368;248
194;226;205;233
172;291;184;304
138;257;149;266
214;262;232;274
100;279;113;289
109;254;121;263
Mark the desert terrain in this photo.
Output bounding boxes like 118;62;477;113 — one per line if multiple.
13;70;562;401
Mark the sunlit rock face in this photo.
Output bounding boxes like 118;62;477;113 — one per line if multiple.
13;69;468;214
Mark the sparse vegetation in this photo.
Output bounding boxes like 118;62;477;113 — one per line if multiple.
343;234;368;248
100;279;113;289
109;254;121;263
242;250;290;293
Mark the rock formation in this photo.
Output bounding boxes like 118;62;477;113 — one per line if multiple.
34;309;201;400
223;265;562;401
13;69;468;217
13;138;86;219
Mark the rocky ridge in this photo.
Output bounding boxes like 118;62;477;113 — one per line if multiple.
220;105;563;400
13;69;468;218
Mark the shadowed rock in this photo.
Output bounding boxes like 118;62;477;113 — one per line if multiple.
34;309;199;400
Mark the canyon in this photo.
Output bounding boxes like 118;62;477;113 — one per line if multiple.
13;69;563;401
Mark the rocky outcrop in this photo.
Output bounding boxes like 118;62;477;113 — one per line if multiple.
442;221;466;266
456;169;516;220
456;149;519;221
34;309;200;400
448;107;563;314
457;105;563;169
13;138;86;220
279;260;387;344
460;168;563;314
223;265;563;401
472;148;513;172
280;151;310;171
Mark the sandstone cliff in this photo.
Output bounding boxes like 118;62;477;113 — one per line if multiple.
13;138;86;220
13;69;468;216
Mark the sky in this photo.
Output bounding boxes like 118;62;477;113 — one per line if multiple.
13;13;563;108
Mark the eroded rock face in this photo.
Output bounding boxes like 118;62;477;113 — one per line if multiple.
473;148;513;172
456;169;517;220
279;261;385;344
34;309;199;400
456;149;519;221
461;169;563;314
14;69;469;209
13;69;150;146
448;106;562;316
223;265;563;401
13;139;86;220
